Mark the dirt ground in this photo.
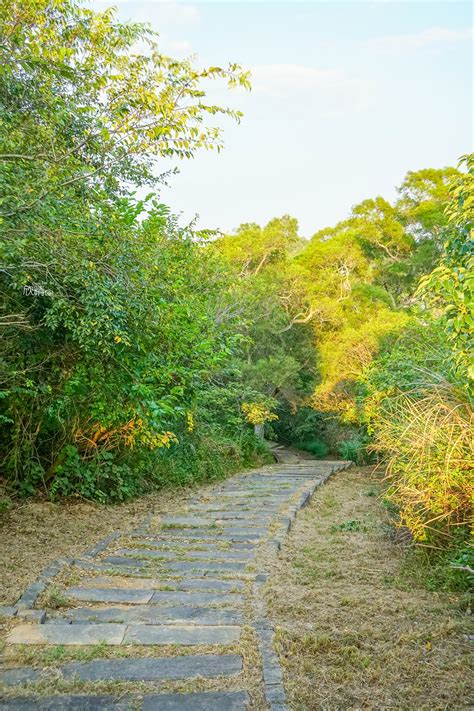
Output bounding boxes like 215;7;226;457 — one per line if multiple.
264;466;473;710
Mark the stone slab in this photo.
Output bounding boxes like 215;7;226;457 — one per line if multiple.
63;653;241;681
102;556;148;568
0;696;130;710
80;576;245;593
147;530;262;541
55;605;243;625
117;548;253;562
151;591;244;606
7;623;126;646
160;517;219;527
126;540;255;551
0;667;42;685
66;587;152;604
163;561;246;573
142;691;249;710
123;624;241;646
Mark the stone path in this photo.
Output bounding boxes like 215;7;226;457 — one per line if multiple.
0;456;350;710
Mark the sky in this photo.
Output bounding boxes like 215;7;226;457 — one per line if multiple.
94;0;472;237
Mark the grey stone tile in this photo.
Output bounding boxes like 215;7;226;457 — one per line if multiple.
7;623;126;646
0;696;130;710
116;549;253;562
142;691;249;710
163;561;246;573
45;653;241;681
66;587;152;604
55;605;243;625
102;556;149;568
123;624;241;645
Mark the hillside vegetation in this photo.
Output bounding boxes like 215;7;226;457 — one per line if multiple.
1;1;472;588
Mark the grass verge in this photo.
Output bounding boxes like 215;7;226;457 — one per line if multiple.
265;466;473;710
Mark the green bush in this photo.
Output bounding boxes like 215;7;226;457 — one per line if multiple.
298;439;329;458
336;437;370;465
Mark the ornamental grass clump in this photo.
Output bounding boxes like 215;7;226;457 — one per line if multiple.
371;387;473;547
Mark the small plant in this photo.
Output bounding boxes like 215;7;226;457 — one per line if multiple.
331;519;365;533
364;487;377;497
337;437;370;465
43;587;69;609
0;496;13;516
43;645;67;663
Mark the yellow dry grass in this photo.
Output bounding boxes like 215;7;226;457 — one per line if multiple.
265;466;473;710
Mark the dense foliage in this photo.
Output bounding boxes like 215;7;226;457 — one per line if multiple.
1;2;472;585
0;0;261;501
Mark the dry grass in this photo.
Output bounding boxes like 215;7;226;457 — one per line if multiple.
265;466;473;711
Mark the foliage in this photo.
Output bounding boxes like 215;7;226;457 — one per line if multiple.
0;0;259;500
298;439;329;459
336;437;371;465
417;154;474;394
370;388;473;546
241;402;278;425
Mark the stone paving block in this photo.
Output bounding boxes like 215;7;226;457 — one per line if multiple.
0;696;131;710
163;560;246;574
160;516;218;527
151;591;244;606
16;581;47;609
265;685;286;704
102;556;149;568
12;653;241;682
7;623;126;646
16;609;47;623
172;579;245;593
117;548;253;562
152;530;262;541
195;512;273;521
55;605;243;625
80;577;245;594
123;624;241;646
66;587;153;604
142;691;249;710
0;666;42;685
127;540;255;551
0;606;17;618
263;665;283;685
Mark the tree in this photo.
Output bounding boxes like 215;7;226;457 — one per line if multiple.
418;154;474;392
0;0;252;499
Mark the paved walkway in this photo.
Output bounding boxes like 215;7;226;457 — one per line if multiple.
0;456;349;710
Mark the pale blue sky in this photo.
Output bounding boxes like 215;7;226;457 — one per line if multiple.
96;1;472;237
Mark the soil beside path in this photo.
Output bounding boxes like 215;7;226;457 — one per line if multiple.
264;466;473;710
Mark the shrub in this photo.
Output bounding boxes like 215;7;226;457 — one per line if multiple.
298;439;329;458
337;436;370;465
371;387;473;547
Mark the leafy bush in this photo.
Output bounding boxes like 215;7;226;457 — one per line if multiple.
298;439;329;458
0;0;257;501
337;436;370;465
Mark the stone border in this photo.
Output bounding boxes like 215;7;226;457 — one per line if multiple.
255;460;352;710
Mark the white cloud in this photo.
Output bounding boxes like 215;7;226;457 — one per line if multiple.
370;26;473;53
161;38;193;56
247;63;371;119
250;64;338;95
96;1;201;26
